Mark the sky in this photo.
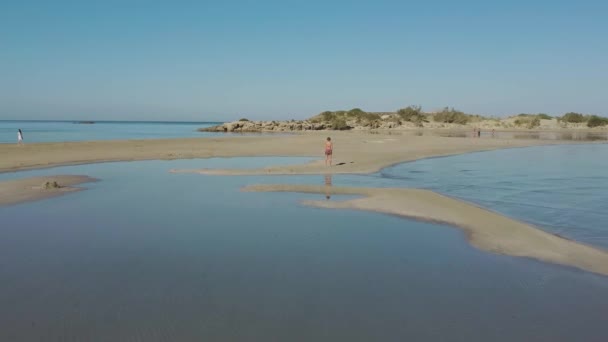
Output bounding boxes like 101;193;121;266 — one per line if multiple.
1;0;606;121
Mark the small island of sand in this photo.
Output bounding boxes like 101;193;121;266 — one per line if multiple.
243;184;608;277
0;175;97;206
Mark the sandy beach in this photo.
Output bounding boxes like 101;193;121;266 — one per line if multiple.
0;131;586;174
0;175;96;206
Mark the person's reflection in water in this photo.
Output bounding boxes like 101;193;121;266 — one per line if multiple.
324;174;332;200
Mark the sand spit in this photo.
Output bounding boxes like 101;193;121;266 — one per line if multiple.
243;184;608;276
0;175;97;206
0;132;585;174
166;132;583;176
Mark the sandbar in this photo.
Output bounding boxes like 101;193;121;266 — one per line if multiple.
0;132;592;174
243;184;608;276
164;132;589;176
0;175;97;206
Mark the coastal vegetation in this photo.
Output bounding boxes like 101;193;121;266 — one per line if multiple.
514;115;542;129
312;108;384;130
200;107;608;133
511;112;608;128
560;112;586;123
587;115;608;128
517;113;552;120
432;107;477;124
552;112;608;127
315;106;485;126
537;113;553;120
397;106;426;126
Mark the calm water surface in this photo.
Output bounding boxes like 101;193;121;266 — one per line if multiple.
0;150;607;341
345;144;608;249
0;120;235;143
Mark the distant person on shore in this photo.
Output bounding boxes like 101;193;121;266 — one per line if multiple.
477;129;481;138
325;137;333;166
17;129;23;145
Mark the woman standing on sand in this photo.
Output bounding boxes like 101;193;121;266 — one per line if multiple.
325;137;333;166
17;129;23;145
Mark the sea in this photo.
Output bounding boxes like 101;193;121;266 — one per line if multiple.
2;120;607;144
1;129;608;340
0;120;224;143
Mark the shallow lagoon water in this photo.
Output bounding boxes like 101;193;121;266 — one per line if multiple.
1;152;608;341
354;144;608;249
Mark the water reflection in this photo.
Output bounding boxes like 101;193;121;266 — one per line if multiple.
324;174;332;200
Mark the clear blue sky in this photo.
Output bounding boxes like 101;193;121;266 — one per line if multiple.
1;0;606;121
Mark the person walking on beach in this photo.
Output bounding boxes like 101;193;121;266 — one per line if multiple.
325;137;333;166
17;129;23;145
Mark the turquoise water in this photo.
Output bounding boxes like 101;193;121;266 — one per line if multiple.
1;148;608;341
0;120;224;143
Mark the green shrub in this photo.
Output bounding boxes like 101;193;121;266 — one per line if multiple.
316;109;379;124
516;113;551;120
397;105;425;123
514;117;541;129
561;112;586;123
346;108;366;117
238;118;250;122
330;117;351;130
433;107;470;124
320;111;336;121
587;115;608;128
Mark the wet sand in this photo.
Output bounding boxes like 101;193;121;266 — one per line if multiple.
243;184;608;276
0;175;96;206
